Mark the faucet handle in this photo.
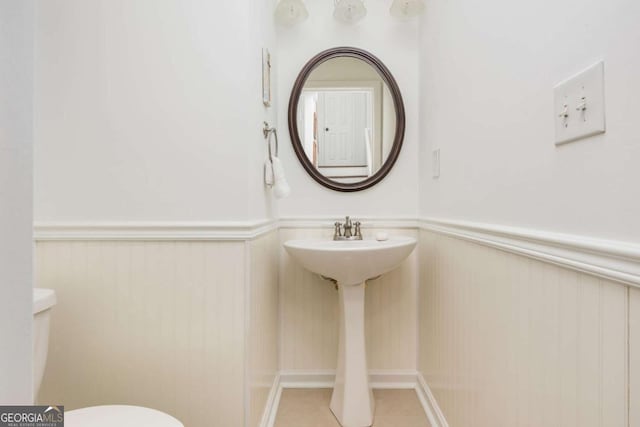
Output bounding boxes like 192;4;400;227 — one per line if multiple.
354;221;362;238
333;222;343;239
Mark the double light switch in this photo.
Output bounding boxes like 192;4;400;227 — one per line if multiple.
554;61;605;145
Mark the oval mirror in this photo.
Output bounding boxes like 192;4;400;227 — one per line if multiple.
288;47;405;192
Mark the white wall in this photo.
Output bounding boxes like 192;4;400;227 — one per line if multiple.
35;0;277;223
419;0;640;242
418;1;640;424
276;0;420;219
0;0;34;404
248;0;279;222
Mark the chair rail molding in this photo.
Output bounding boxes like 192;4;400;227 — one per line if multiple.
419;217;640;288
278;217;419;229
33;217;418;241
33;219;279;241
33;216;640;288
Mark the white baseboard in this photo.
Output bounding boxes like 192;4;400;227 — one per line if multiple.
279;370;335;388
263;370;447;427
416;373;449;427
259;374;282;427
278;369;419;389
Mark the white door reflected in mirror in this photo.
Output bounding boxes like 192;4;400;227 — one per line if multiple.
296;57;397;185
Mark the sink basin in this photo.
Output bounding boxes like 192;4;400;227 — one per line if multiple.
284;236;416;286
284;236;417;427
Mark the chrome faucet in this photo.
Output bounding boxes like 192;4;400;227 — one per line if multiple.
344;216;353;238
333;216;363;240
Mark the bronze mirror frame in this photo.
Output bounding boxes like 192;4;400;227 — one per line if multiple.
288;47;406;192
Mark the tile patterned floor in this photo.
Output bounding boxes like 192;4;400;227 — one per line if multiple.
274;388;430;427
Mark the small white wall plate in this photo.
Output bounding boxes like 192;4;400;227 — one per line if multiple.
554;61;606;145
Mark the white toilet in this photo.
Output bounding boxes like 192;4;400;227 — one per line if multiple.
33;288;183;427
33;288;57;398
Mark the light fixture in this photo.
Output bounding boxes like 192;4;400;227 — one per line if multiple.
389;0;425;19
275;0;308;27
333;0;367;24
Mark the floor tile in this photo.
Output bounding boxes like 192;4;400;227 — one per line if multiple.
274;388;430;427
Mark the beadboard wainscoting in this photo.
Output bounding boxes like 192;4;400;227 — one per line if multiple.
33;218;640;427
418;224;638;427
278;221;419;373
35;224;279;427
248;231;280;427
631;288;640;427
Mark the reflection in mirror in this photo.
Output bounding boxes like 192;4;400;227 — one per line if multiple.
296;57;397;184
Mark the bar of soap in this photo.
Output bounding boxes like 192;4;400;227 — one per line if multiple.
375;232;389;241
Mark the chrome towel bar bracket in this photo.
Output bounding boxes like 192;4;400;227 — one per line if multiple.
263;121;278;161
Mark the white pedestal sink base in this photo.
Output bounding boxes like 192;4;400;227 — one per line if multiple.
283;237;417;427
330;282;374;427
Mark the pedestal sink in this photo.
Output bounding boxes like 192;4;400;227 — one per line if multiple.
283;236;417;427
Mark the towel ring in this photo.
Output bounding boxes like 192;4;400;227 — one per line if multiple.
263;122;278;161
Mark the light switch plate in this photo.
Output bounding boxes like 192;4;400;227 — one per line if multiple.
554;61;606;145
432;149;440;178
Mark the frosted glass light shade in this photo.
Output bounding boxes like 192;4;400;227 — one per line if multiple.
275;0;308;27
390;0;425;18
333;0;367;23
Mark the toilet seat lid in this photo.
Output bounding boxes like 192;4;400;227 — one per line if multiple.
65;405;183;427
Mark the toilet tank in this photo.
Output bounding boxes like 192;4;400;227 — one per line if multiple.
33;288;57;400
